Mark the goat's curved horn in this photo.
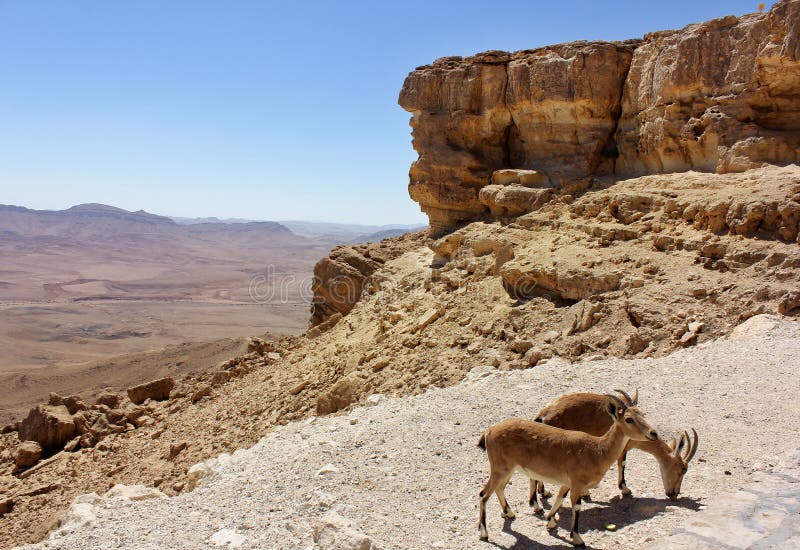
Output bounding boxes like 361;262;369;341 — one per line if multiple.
613;389;634;406
605;393;627;411
684;428;699;463
631;388;639;405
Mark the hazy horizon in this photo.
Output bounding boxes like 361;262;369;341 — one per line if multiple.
0;0;764;225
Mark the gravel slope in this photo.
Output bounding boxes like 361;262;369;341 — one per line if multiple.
24;315;800;549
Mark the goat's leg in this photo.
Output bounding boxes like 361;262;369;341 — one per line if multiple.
478;474;499;540
545;485;569;530
617;450;632;496
495;473;516;520
528;478;543;515
568;487;586;547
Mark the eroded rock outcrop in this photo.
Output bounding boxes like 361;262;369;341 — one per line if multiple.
310;232;426;327
399;0;800;232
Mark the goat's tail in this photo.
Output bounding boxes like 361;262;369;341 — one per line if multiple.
477;431;486;451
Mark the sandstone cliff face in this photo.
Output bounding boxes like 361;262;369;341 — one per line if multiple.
618;2;800;176
399;0;800;232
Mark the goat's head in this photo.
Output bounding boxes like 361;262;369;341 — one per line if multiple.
606;392;658;442
660;429;699;500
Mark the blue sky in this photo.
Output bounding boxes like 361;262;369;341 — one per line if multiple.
0;1;765;224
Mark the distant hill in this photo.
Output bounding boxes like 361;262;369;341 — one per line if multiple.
0;203;300;253
279;220;426;243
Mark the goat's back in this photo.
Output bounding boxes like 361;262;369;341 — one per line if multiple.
536;393;612;437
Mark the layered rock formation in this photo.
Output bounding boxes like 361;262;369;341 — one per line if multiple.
399;0;800;232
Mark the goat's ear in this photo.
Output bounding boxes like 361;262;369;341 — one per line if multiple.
607;400;621;419
668;437;678;452
677;433;688;453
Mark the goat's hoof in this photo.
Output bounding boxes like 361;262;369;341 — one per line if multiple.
479;528;488;540
541;490;552;498
621;488;633;497
582;494;592;502
502;511;516;520
533;506;544;516
571;533;585;547
546;519;557;530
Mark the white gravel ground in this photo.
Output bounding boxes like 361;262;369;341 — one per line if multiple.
22;315;800;549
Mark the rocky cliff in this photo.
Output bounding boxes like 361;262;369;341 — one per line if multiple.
399;0;800;232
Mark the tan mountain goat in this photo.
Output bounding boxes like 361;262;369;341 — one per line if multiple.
531;390;699;502
477;393;658;547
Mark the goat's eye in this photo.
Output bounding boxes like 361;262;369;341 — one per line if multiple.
625;418;634;424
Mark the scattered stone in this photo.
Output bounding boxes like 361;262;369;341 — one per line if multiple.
15;441;43;469
365;394;386;407
95;392;121;409
167;441;188;460
317;375;362;415
415;306;445;332
127;377;175;405
103;484;167;501
191;385;213;403
19;404;76;452
289;380;309;396
0;498;14;517
317;463;340;476
680;321;705;346
247;336;275;355
313;511;377;550
509;339;533;354
210;371;230;387
208;528;247;548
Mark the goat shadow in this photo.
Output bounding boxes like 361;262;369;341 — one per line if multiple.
483;495;701;549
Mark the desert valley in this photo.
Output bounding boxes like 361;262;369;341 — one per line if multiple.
2;1;800;549
0;203;418;424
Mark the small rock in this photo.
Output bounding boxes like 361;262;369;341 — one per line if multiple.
313;511;376;549
0;498;14;517
127;377;175;405
365;394;386;407
19;404;76;452
15;441;42;468
317;463;340;476
210;371;230;387
208;528;247;548
167;441;188;460
543;330;560;343
63;436;81;452
191;385;212;403
509;339;533;354
95;392;121;409
103;484;167;501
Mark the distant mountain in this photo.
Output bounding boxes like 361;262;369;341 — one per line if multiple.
170;216;426;244
171;215;260;225
0;203;297;244
279;220;426;243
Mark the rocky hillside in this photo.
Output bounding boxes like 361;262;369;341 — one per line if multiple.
17;315;800;549
2;3;800;548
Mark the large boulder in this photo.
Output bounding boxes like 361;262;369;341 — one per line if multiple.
126;377;175;405
18;404;76;452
